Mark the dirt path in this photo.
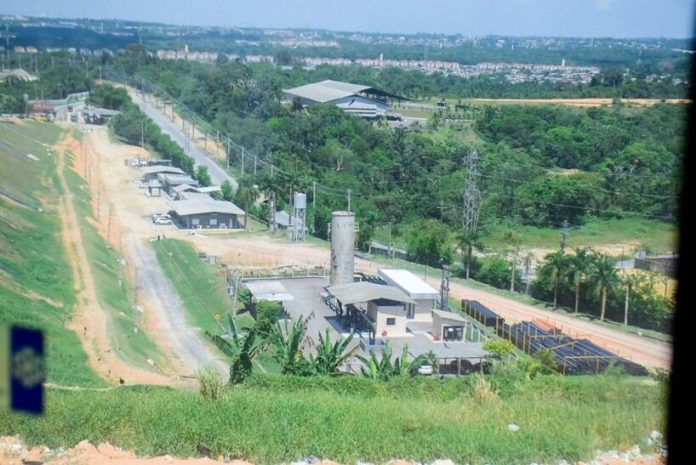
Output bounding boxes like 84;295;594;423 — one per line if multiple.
53;134;173;386
83;128;225;377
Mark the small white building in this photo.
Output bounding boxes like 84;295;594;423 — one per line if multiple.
378;269;439;322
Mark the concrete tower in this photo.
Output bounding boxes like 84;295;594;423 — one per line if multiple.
330;211;355;286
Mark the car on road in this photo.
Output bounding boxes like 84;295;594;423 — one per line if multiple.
154;217;172;225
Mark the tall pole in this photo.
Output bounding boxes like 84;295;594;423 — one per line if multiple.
241;147;245;175
226;136;230;170
254;154;257;177
560;219;569;252
347;188;351;212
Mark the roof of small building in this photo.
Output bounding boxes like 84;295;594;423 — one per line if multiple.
431;309;469;324
158;173;198;186
141;165;185;176
327;281;415;305
244;280;294;302
169;193;245;216
284;79;372;104
378;269;439;300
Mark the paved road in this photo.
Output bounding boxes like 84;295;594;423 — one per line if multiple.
129;90;238;189
125;234;228;376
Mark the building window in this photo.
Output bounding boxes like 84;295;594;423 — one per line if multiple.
443;325;464;341
386;317;396;326
191;218;200;226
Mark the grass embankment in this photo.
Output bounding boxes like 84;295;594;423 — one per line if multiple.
1;374;665;464
0;121;103;387
63;150;166;371
374;217;676;256
152;238;282;373
152;239;253;335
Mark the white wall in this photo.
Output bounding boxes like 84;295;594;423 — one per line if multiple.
368;301;408;337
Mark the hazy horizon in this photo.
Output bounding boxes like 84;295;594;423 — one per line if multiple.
1;0;694;40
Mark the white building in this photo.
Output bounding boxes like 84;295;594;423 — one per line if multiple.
378;269;439;322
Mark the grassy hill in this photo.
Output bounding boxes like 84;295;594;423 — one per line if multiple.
0;119;104;387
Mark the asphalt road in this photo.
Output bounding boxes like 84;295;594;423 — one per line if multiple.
125;234;228;377
129;90;238;189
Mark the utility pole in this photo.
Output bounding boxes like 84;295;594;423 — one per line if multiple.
462;149;481;279
347;188;351;212
140;123;144;148
241;147;245;175
226;136;230;170
254;154;257;177
560;219;569;252
462;149;481;233
440;265;451;311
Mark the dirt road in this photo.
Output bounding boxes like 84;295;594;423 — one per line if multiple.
53;135;171;386
469;97;690;107
84;128;226;377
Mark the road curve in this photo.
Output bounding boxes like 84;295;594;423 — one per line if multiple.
124;234;228;376
129;90;238;189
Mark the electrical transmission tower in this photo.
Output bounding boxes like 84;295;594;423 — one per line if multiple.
462;149;481;233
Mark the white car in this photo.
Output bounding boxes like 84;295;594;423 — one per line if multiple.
417;365;434;375
154;217;172;225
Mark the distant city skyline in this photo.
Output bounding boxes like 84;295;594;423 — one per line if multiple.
0;0;694;39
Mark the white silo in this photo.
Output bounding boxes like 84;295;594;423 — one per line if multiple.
330;211;355;286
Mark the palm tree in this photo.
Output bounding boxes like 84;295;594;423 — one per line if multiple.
457;229;484;280
569;247;592;314
544;250;570;309
622;273;638;326
310;330;358;376
272;316;311;376
502;230;522;292
522;252;535;295
590;253;620;322
234;176;259;229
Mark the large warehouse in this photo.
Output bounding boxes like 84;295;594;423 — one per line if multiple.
169;193;245;229
283;79;401;119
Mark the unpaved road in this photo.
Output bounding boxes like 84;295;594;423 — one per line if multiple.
82;127;226;378
468;97;691;107
124;235;227;376
53;135;171;386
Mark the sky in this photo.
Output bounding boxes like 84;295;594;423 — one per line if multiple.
0;0;694;38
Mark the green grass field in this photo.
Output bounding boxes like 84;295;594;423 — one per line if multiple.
0;374;665;464
0;121;104;387
483;217;677;254
152;239;250;337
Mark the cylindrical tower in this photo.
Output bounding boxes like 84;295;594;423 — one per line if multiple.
330;211;355;286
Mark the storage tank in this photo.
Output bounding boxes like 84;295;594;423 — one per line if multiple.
293;192;307;209
330;211;355;286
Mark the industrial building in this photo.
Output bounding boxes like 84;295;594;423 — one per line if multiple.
168;193;245;229
378;269;439;321
283;79;402;119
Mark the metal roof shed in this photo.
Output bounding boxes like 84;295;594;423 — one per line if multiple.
244;281;295;302
378;269;439;300
327;281;415;305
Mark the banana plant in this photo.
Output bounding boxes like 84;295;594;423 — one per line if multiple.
310;330;358;376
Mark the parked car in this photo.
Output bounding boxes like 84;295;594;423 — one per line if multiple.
154;217;172;225
417;365;434;375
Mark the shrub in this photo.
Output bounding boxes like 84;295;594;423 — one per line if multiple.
196;366;226;401
471;374;498;403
